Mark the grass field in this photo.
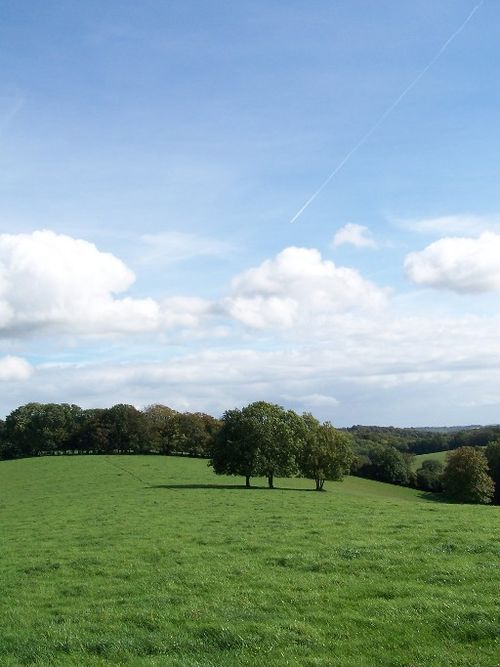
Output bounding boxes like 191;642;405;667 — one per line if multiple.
0;456;499;666
412;450;449;470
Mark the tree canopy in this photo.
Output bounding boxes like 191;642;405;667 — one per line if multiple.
211;401;305;488
297;414;353;490
442;447;494;504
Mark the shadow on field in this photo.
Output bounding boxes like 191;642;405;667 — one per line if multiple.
416;490;449;503
148;484;315;492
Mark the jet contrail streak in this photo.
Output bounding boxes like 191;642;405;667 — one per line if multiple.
289;1;485;224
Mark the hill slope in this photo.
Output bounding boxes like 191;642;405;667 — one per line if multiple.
412;450;450;470
0;456;498;666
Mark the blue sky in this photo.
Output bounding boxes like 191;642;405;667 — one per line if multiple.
1;0;499;425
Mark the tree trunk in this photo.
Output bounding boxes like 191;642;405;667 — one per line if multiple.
316;478;325;491
245;475;251;488
268;474;274;489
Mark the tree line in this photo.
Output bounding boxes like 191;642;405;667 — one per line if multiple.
0;401;499;501
0;402;221;460
0;400;353;491
344;424;500;456
350;440;500;504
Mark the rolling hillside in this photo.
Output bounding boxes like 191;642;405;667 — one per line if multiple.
0;456;498;666
412;450;450;470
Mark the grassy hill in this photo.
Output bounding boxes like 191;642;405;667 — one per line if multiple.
0;456;498;666
412;450;450;470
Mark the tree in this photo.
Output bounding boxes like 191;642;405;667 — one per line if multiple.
415;459;443;492
211;408;257;487
100;404;151;453
442;447;494;504
142;404;178;453
3;403;84;458
354;444;411;486
485;440;500;504
298;414;353;490
71;408;111;453
210;401;304;488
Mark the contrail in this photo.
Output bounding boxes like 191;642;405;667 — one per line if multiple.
289;1;485;224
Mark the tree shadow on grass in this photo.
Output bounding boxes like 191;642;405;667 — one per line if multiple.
416;490;450;503
148;483;316;492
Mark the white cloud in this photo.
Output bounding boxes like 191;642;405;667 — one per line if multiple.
225;246;388;329
405;232;500;293
332;223;377;248
402;214;500;236
140;230;233;264
6;312;500;424
0;355;33;381
0;230;161;335
161;296;216;329
0;230;220;338
289;393;340;409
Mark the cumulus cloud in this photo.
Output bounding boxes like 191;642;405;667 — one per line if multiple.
225;246;388;329
332;223;377;249
0;355;33;381
0;230;162;335
405;232;500;293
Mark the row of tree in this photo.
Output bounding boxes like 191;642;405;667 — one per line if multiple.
344;424;500;457
210;402;353;490
0;400;353;491
0;402;221;460
1;400;499;502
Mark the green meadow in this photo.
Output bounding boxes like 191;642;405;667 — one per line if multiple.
0;456;499;666
412;450;450;470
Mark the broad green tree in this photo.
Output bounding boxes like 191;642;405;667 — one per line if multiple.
100;404;151;453
415;459;444;492
298;414;353;490
355;444;411;486
485;440;500;504
442;447;494;504
142;404;179;453
210;401;304;488
4;403;84;457
211;408;257;487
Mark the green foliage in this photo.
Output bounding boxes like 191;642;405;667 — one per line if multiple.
0;402;222;460
416;459;444;492
345;424;500;458
211;401;303;488
442;447;494;504
3;402;84;458
354;444;411;486
142;404;178;453
100;404;151;453
485;440;500;504
297;414;353;490
0;455;499;666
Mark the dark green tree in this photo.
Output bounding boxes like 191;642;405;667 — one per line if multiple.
298;414;353;490
100;404;151;453
355;444;411;486
210;401;304;488
210;408;257;487
485;440;500;504
3;403;84;457
71;408;111;453
442;447;494;504
142;404;178;453
415;459;444;492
